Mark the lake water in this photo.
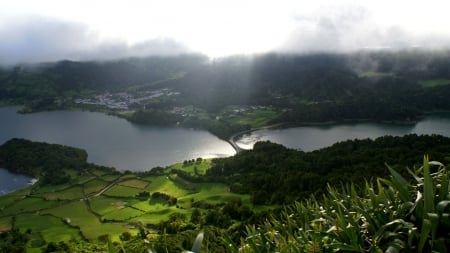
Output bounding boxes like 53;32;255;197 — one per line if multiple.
236;113;450;151
2;106;450;173
0;107;235;171
0;168;35;196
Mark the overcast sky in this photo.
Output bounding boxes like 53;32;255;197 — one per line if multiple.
1;0;450;65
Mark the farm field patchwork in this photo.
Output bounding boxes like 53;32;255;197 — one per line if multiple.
0;159;258;251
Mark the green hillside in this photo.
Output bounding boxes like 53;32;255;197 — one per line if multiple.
0;135;450;252
3;51;450;140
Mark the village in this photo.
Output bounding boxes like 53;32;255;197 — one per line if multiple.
73;88;180;110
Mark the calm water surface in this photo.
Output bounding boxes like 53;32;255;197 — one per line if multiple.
236;113;450;151
0;107;235;171
2;106;450;173
0;168;34;195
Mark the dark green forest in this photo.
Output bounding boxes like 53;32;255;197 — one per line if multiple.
1;135;450;251
0;138;114;185
2;51;450;130
206;134;450;204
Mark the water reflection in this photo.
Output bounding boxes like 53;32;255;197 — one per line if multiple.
236;115;450;151
0;107;235;171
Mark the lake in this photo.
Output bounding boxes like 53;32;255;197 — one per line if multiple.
236;113;450;151
0;168;35;196
0;107;235;171
2;106;450;173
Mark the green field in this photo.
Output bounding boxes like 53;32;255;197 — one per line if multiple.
419;79;450;88
0;190;27;209
83;179;109;195
65;170;95;184
1;197;59;215
15;213;82;244
131;200;156;212
0;162;263;250
143;175;192;197
178;183;252;207
89;196;130;216
220;106;280;128
41;200;136;240
104;184;143;197
118;179;149;189
129;208;190;224
39;186;84;200
33;184;73;194
101;174;122;182
229;108;279;127
169;159;212;175
103;207;144;221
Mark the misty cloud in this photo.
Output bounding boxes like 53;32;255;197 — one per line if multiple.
278;5;450;53
2;2;450;65
0;17;190;65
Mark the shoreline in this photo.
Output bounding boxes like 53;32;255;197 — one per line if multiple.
0;168;38;196
227;123;286;153
4;103;450;151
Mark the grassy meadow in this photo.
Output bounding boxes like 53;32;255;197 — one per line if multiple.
0;158;256;251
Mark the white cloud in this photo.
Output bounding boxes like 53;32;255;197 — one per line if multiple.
1;0;450;64
0;17;189;65
279;3;450;53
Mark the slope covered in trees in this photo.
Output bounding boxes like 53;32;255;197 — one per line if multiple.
0;138;112;185
1;51;450;131
206;134;450;204
0;135;449;252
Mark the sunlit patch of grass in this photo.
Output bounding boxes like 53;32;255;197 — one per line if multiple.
178;183;251;207
15;213;82;243
103;185;142;198
41;200;136;240
118;179;149;189
143;175;191;197
102;207;144;221
169;159;212;175
131;200;155;212
129;208;190;225
89;196;129;216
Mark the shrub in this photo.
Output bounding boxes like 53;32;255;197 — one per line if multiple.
230;156;450;252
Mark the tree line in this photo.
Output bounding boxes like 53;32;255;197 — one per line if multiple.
0;138;114;185
205;134;450;204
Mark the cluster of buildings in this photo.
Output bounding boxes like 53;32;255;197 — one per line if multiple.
73;89;180;110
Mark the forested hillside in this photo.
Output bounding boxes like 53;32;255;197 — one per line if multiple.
1;51;450;128
0;138;113;185
1;135;449;252
206;134;450;204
